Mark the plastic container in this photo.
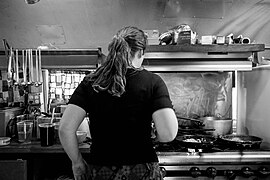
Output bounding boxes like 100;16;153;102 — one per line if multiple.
17;120;33;144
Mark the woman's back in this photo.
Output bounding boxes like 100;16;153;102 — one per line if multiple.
69;69;173;165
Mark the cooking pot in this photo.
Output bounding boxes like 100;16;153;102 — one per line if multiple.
200;116;233;137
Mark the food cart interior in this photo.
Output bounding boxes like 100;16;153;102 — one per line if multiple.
1;0;270;180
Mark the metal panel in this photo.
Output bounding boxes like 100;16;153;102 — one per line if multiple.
144;61;252;72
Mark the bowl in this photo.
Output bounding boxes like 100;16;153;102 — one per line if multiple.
0;137;11;146
76;131;87;143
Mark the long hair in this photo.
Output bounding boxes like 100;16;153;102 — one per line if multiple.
85;26;147;97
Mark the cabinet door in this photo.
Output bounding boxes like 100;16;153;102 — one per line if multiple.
0;160;27;180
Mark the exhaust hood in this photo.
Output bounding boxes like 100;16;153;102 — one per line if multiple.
143;44;265;72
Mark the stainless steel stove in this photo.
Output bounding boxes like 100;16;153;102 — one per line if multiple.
155;140;270;180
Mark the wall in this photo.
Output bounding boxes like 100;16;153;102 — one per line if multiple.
244;66;270;149
158;72;232;118
0;0;270;57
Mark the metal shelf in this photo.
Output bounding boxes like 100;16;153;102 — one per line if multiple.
0;48;103;70
143;61;252;72
0;48;102;56
143;44;264;72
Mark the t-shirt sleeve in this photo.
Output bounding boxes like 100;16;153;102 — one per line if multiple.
68;79;90;112
151;75;173;113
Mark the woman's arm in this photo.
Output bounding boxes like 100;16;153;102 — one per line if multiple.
152;108;178;142
59;104;88;179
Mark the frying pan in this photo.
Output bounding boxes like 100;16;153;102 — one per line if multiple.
176;135;217;150
219;135;263;149
177;116;205;128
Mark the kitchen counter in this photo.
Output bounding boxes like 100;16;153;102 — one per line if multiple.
2;140;270;180
0;140;90;180
0;140;90;154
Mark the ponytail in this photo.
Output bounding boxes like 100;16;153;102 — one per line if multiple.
86;36;130;97
85;26;147;97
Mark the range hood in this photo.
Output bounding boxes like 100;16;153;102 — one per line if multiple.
143;44;265;72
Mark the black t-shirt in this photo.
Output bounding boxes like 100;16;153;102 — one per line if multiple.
68;68;173;165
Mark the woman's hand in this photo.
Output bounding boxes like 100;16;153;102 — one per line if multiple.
72;159;90;180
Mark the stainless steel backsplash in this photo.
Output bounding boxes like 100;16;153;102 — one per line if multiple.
157;72;232;119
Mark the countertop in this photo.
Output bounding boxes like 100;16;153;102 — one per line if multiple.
0;140;90;154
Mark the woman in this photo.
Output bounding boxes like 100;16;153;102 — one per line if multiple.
59;26;178;180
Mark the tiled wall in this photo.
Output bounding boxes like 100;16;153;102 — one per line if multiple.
48;70;88;102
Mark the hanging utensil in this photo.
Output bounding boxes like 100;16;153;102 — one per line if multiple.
31;49;34;84
7;47;15;86
14;49;19;85
21;50;26;85
25;49;29;85
27;49;32;85
39;49;42;85
35;49;39;86
38;49;42;85
7;48;13;81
